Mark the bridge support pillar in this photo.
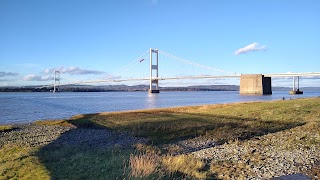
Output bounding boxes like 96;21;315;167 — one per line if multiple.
240;74;272;95
289;76;303;95
149;48;160;93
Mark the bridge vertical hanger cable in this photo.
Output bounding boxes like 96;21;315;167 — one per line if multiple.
110;49;150;79
57;72;86;86
158;49;239;76
55;49;149;86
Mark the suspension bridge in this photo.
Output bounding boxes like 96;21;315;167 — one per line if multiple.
47;48;320;94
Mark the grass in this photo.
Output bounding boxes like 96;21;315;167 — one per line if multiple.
0;143;134;180
162;154;208;179
1;97;320;179
34;120;73;127
36;146;132;179
67;98;319;144
0;145;50;180
0;125;14;132
129;152;159;178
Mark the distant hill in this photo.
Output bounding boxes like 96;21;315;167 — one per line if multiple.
160;85;239;91
0;85;239;92
0;85;319;92
272;87;320;91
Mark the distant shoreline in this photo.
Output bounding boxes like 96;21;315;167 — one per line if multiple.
0;85;239;92
1;84;320;92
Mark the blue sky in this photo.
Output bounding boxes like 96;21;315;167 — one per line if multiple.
1;0;319;87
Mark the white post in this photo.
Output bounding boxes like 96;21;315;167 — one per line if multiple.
297;76;300;90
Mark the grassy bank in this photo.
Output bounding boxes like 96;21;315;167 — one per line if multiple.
67;97;318;145
1;97;320;179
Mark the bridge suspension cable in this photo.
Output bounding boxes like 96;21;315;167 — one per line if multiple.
109;49;150;78
43;48;263;90
54;49;151;87
158;49;239;76
51;48;241;87
37;48;320;93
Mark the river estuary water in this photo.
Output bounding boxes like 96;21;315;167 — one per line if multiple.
1;91;320;124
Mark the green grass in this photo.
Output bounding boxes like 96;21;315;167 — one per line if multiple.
0;145;49;180
1;97;320;179
0;144;134;180
36;146;132;179
68;98;320;144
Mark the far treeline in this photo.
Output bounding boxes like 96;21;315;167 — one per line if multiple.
0;85;319;92
0;85;240;92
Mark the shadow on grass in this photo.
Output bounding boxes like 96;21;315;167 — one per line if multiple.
35;119;135;179
90;112;305;144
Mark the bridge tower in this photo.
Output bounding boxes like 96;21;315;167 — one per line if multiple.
53;70;60;93
149;48;160;93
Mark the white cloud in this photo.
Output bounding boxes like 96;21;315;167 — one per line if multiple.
234;42;267;55
0;71;19;77
43;66;105;75
23;74;53;81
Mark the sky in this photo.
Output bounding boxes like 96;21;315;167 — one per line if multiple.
1;0;320;87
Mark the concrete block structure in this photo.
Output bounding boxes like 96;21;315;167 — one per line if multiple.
240;74;272;95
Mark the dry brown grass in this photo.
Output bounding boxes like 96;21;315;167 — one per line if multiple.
129;152;159;178
34;119;74;127
128;151;209;179
162;154;207;179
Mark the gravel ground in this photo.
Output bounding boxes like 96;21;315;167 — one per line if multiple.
1;123;319;179
164;136;217;155
0;124;73;147
0;124;146;149
188;124;320;179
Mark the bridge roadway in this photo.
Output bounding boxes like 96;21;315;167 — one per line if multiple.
264;72;320;77
59;72;320;85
